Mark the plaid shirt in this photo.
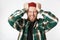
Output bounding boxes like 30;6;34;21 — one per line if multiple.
8;9;58;40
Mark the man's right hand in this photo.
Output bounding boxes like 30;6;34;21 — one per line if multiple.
24;3;28;11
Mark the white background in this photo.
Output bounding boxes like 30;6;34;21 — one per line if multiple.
0;0;60;40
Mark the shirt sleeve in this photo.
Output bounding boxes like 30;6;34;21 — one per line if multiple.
41;11;59;32
8;9;25;31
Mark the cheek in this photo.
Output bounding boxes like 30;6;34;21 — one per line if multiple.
27;12;38;17
27;13;31;17
34;13;37;16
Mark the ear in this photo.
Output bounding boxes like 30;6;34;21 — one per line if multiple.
36;3;41;12
24;3;28;11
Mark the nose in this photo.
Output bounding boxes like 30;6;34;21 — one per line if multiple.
31;12;34;16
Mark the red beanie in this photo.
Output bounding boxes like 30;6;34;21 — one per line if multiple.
28;2;36;7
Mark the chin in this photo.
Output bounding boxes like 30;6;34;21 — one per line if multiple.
30;19;35;22
30;20;34;22
28;17;37;22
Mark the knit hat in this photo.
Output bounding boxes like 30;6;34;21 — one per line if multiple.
24;2;41;11
28;2;36;7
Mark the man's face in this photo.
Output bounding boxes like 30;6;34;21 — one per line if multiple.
27;7;38;22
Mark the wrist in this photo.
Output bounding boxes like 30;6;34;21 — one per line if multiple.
21;8;26;13
38;9;44;14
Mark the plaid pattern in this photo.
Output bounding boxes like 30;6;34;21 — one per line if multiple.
8;9;58;40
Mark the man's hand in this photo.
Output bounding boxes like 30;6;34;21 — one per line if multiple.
24;3;28;11
36;3;41;12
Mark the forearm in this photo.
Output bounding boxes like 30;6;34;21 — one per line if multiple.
8;9;26;27
42;11;58;22
39;10;58;30
42;11;58;30
38;10;58;22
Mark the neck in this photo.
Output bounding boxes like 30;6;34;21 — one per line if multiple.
27;18;37;23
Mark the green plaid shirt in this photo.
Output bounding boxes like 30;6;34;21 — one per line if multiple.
8;9;58;40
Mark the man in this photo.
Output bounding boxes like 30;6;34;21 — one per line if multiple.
8;2;58;40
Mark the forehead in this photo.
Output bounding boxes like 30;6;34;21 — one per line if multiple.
28;7;37;11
